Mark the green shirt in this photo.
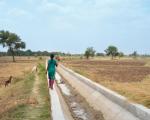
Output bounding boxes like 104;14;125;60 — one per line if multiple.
47;59;57;80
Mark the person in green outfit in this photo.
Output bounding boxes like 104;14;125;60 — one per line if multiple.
46;54;58;89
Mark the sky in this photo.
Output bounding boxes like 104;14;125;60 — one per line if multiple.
0;0;150;54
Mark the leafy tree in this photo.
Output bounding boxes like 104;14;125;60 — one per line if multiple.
0;52;7;56
118;52;124;59
105;45;118;60
84;47;96;59
96;53;105;56
22;49;32;56
0;30;26;62
131;51;138;59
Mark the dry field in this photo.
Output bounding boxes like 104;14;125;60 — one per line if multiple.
62;59;150;108
0;57;38;115
0;57;38;80
0;56;50;120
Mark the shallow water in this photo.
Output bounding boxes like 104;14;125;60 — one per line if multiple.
59;84;71;96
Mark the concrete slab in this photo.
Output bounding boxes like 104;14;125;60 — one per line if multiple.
58;65;150;120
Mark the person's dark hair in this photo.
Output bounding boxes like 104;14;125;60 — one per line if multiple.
50;54;55;59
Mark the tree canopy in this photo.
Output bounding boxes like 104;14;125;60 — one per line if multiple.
130;51;138;59
105;45;118;59
118;52;124;59
84;47;96;59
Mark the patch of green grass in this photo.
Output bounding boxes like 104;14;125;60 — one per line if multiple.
0;104;27;120
37;63;51;120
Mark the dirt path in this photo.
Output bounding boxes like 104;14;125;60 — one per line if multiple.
32;74;43;104
25;73;45;119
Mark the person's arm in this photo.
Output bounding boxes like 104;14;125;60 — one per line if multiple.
55;60;58;67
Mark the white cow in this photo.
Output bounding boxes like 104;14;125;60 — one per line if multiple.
32;66;37;73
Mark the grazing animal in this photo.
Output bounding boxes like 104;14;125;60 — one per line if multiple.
5;76;13;87
32;66;37;73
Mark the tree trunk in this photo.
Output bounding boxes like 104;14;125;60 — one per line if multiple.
10;47;15;62
111;55;113;60
86;55;89;59
12;53;15;62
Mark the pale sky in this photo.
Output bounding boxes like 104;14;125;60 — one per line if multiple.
0;0;150;54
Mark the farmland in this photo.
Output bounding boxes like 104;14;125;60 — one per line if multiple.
62;58;150;108
0;57;51;120
0;56;150;120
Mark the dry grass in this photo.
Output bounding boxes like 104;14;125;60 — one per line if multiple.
62;58;150;108
0;56;38;118
100;76;150;107
0;56;50;120
0;73;35;116
0;56;39;78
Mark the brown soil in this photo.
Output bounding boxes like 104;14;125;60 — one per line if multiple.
63;60;150;82
62;59;150;108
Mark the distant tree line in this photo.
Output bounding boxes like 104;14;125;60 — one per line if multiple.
1;30;150;61
0;49;74;57
84;46;124;59
1;47;150;59
0;30;72;61
84;46;150;60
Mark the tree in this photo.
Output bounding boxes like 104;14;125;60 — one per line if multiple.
84;47;96;59
96;53;105;56
131;51;138;59
23;49;33;56
105;45;118;60
118;52;124;59
0;30;26;62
